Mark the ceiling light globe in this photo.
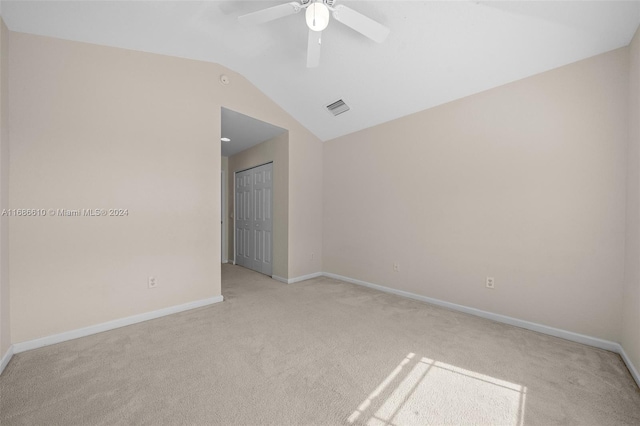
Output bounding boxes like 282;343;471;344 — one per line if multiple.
306;2;329;32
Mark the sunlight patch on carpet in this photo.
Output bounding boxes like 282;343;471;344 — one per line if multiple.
348;353;527;426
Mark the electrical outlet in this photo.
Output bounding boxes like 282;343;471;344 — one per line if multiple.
148;276;157;289
393;262;400;272
486;277;495;289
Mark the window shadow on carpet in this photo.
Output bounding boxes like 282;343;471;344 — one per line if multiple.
347;352;527;426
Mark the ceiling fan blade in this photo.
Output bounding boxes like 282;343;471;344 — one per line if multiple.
332;5;390;43
238;2;302;25
307;30;322;68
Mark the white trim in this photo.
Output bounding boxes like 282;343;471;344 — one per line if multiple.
272;272;323;284
233;169;236;266
221;170;227;263
323;272;640;387
290;272;323;283
5;268;639;389
12;296;224;354
0;345;13;375
322;272;621;352
618;345;640;388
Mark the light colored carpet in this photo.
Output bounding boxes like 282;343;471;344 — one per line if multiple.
1;264;639;425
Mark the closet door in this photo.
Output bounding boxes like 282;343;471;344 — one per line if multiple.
235;170;252;268
235;163;273;276
252;163;273;276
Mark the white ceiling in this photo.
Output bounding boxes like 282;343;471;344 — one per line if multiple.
2;1;639;142
221;107;287;157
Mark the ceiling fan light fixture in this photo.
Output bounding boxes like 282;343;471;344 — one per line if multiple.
306;1;329;32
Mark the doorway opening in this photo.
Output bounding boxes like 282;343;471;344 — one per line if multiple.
220;107;289;279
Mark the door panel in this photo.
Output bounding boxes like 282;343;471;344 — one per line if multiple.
235;170;253;268
235;163;273;276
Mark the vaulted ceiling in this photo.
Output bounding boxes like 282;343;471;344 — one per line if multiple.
2;1;639;141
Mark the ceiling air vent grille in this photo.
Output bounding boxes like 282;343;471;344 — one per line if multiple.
326;99;350;116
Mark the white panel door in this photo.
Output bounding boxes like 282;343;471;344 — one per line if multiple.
235;170;252;268
253;163;273;275
235;163;273;276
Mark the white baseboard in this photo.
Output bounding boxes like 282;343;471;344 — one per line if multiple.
5;269;639;389
618;345;640;388
0;345;13;376
323;272;640;387
322;272;622;351
12;295;224;354
272;272;323;284
222;258;228;264
290;272;323;283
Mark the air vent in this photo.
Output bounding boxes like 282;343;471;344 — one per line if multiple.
326;99;350;116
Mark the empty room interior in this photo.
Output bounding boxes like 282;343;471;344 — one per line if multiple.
1;0;640;424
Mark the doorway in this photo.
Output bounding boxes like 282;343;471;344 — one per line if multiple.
220;107;288;280
235;162;273;276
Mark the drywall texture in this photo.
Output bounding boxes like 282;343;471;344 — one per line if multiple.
324;48;628;342
0;18;10;357
9;31;322;343
227;133;289;278
288;128;323;278
624;27;640;376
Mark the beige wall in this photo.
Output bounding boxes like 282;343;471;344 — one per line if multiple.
289;130;323;278
324;48;629;341
9;32;323;343
0;19;10;357
623;27;640;375
227;133;289;278
7;18;634;366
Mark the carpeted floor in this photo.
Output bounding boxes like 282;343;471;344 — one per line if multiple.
1;264;639;425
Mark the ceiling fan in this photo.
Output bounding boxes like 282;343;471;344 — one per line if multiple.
238;0;390;68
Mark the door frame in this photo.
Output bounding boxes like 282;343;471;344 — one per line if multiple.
221;170;227;263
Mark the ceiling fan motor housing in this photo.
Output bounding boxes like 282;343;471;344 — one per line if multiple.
238;0;390;67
